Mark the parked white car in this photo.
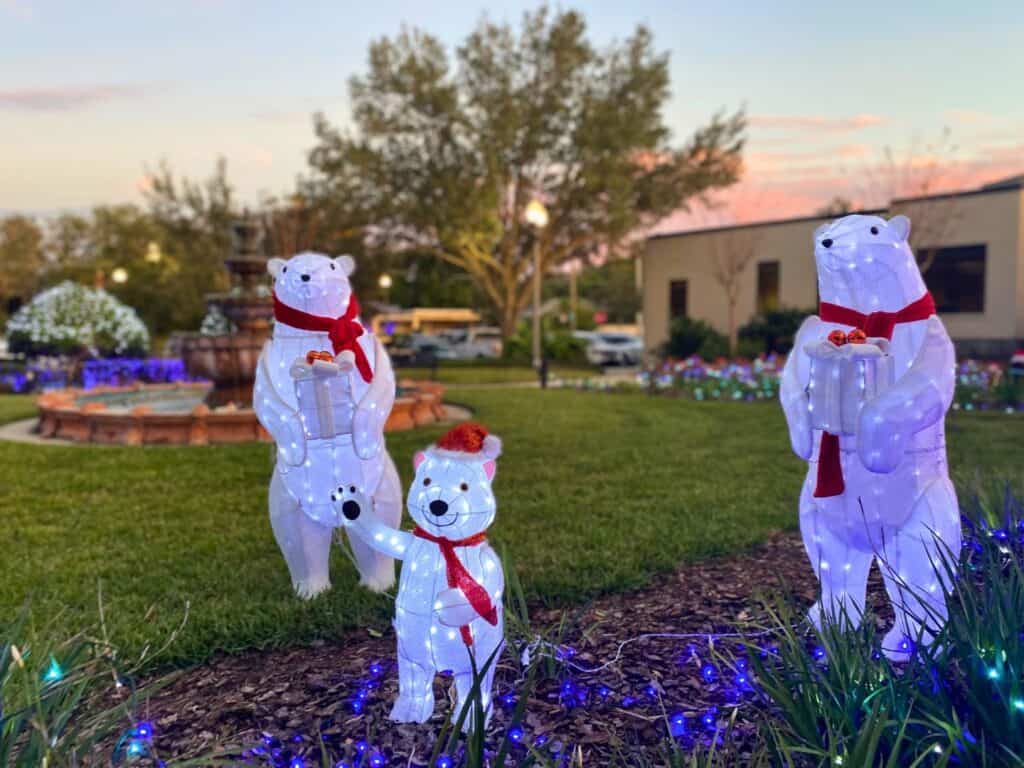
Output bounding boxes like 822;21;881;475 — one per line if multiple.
574;331;643;366
443;326;503;359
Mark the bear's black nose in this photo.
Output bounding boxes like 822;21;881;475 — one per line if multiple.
342;500;361;520
821;238;833;249
300;273;311;282
429;500;449;517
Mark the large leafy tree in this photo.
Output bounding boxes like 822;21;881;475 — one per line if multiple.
306;6;745;337
0;215;46;322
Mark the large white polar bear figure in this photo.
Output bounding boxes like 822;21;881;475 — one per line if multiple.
253;251;402;598
780;214;959;660
331;422;505;727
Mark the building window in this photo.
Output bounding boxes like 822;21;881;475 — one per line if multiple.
925;244;986;313
669;280;688;319
757;261;780;313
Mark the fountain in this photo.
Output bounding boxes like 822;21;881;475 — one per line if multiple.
32;219;449;445
180;218;271;407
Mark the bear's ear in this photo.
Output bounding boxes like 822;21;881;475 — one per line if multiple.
482;460;497;481
413;451;427;470
888;215;911;241
267;257;286;278
334;254;356;277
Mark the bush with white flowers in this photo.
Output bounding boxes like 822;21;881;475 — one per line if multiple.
5;281;150;357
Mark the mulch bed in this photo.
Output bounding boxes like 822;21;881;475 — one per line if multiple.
127;532;896;766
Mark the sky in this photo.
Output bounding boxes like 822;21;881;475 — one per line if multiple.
1;0;1022;229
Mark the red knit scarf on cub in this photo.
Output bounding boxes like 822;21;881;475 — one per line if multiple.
813;291;936;498
272;292;373;383
412;526;498;646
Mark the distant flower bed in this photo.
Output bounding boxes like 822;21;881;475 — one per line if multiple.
636;355;782;401
566;355;1024;413
953;358;1024;413
0;357;195;394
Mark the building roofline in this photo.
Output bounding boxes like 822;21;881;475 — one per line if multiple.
648;208;886;241
891;178;1023;205
649;176;1024;242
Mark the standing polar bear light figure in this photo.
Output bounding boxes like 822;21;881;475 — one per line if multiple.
254;251;402;598
331;423;504;727
780;214;959;660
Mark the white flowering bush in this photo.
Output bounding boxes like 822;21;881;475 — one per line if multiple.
199;305;236;336
5;281;150;357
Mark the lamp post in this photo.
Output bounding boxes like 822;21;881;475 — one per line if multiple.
524;200;549;386
568;259;579;332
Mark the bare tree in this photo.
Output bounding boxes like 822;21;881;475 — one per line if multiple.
856;129;962;273
711;227;758;355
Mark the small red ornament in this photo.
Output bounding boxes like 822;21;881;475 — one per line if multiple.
305;350;335;364
827;330;848;347
847;328;868;344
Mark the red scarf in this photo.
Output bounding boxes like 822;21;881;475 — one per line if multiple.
813;292;936;497
413;526;498;646
272;292;373;383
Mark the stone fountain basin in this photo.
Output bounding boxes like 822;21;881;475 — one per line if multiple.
35;379;447;446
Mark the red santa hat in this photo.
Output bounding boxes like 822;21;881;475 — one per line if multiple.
431;422;502;461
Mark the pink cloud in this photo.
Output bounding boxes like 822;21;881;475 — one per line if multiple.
0;84;147;111
748;113;886;133
943;109;999;126
651;143;1024;237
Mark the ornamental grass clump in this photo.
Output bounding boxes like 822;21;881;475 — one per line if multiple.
742;485;1024;767
5;281;149;358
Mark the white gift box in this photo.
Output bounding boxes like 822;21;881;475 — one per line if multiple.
805;337;894;435
289;355;356;440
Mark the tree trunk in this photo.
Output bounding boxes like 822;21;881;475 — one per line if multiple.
499;300;520;341
727;301;737;357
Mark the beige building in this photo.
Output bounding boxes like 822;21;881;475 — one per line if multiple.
640;176;1024;358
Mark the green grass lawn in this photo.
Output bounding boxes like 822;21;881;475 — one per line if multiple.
398;363;597;385
2;391;1022;668
0;393;35;424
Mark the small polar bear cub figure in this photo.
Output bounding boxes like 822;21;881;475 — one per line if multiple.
780;213;959;660
254;251;402;599
332;422;504;727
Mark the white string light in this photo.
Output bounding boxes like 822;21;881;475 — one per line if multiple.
254;252;402;599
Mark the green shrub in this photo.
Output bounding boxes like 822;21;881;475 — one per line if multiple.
501;321;589;365
663;316;728;359
738;307;814;355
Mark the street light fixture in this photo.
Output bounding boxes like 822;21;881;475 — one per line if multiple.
144;241;162;264
524;200;549;385
111;267;129;284
378;272;393;303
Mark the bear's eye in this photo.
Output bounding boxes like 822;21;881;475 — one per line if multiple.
349;485;356;493
870;226;879;235
282;266;287;273
460;482;469;492
423;477;431;486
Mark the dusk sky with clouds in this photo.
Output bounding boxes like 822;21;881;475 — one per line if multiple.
1;0;1022;228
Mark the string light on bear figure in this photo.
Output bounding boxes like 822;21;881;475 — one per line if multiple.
780;214;960;661
254;251;402;601
333;423;505;729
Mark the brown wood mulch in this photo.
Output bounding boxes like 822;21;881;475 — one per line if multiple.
126;532;897;767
